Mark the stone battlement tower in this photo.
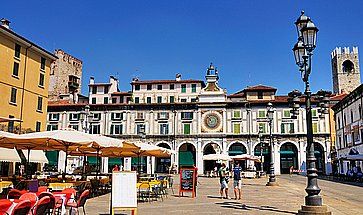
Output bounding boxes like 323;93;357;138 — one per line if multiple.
331;47;361;94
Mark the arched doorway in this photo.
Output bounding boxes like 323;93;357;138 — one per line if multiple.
228;142;247;170
179;143;196;169
314;142;325;175
280;143;298;174
254;143;271;172
203;143;221;174
155;143;171;173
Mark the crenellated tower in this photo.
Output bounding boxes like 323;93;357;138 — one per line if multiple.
331;47;361;94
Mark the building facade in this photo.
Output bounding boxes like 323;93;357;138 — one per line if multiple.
49;49;83;102
332;84;363;174
47;65;333;175
0;19;57;132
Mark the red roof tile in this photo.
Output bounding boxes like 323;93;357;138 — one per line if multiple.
244;85;277;92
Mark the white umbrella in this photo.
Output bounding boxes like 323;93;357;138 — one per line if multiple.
230;154;261;162
203;153;232;161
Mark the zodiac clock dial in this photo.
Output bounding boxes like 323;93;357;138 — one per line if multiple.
203;112;221;130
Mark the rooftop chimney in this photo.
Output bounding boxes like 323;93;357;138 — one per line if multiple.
176;73;181;81
1;18;10;29
89;76;95;84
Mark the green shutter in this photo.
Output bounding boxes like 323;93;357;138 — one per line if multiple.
184;124;190;134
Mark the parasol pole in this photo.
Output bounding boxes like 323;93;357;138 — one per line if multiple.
96;148;100;180
63;145;69;181
27;148;31;179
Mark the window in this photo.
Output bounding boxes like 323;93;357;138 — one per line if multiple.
170;84;174;90
344;113;347;126
37;97;43;112
170;96;175;103
312;122;319;134
12;62;19;77
351;110;354;123
233;110;241;119
49;113;60;121
10;87;17;104
157;112;169;119
157;96;162;103
191;84;197;93
120;96;124;103
103;97;108;104
111;112;123;121
91;86;97;94
134;85;140;91
281;123;294;134
89;124;100;134
47;124;58;131
136;124;145;134
359;105;362;119
40;57;46;70
181;99;187;102
92;113;101;121
160;124;169;135
233;123;241;134
146;97;151;104
191;98;197;103
183;124;191;134
283;110;291;118
257;110;266;118
39;73;45;87
7;116;14;132
181;112;193;120
69;124;79;131
136;112;144;119
134;97;140;104
104;86;109;94
257;91;263;99
15;44;21;58
337;116;340;129
69;113;80;121
258;123;267;133
112;98;117;104
91;98;96;104
36;122;41;132
157;85;162;90
110;124;123;135
181;84;186;93
147;84;152;90
311;109;317;118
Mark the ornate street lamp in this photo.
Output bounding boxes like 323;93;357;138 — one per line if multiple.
266;102;278;186
291;11;331;215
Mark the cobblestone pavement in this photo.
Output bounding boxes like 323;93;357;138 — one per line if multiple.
85;175;363;215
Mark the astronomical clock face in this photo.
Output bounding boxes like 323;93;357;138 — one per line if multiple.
202;111;223;132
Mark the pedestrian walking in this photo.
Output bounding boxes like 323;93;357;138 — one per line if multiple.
219;163;229;199
233;162;242;200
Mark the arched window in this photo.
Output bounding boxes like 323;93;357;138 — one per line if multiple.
342;60;354;73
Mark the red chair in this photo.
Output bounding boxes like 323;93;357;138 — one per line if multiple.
7;189;24;199
19;193;37;207
38;192;62;215
65;190;89;215
9;200;31;215
32;196;50;215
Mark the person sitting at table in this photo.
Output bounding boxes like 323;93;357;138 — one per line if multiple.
112;165;120;172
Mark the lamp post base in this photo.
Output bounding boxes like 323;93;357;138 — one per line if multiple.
266;181;279;186
297;205;331;215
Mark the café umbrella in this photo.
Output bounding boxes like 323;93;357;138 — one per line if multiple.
202;153;232;161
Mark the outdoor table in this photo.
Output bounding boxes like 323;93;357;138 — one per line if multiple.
48;182;74;191
242;171;256;178
0;181;12;193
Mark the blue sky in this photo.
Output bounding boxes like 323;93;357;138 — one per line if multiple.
3;1;363;95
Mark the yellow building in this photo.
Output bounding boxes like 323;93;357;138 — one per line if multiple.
0;19;57;132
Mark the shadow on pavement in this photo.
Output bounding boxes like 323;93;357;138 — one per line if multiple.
216;202;297;214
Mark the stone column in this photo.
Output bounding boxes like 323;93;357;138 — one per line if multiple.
197;140;203;175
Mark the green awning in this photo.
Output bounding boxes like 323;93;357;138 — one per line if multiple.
109;158;122;166
87;156;100;165
280;151;295;155
131;157;146;165
45;151;58;166
228;151;246;156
